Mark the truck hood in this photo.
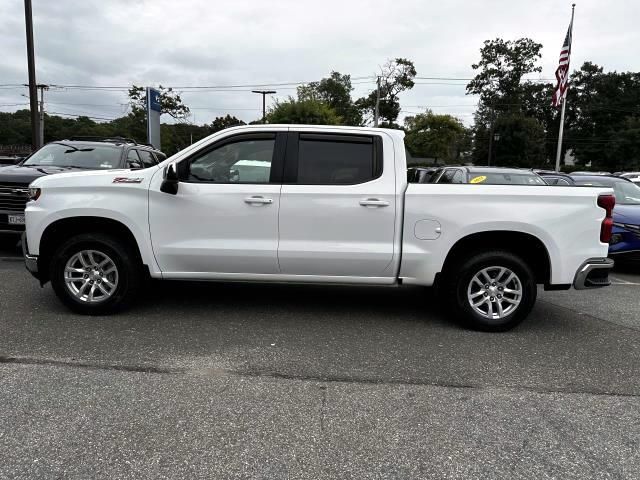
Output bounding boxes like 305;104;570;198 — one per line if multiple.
614;204;640;224
30;166;158;188
0;164;89;184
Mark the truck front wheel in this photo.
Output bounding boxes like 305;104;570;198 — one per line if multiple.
443;250;537;332
50;233;142;315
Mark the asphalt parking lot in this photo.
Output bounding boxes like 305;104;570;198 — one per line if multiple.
1;235;639;479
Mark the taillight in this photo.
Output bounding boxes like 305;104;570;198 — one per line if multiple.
597;194;615;243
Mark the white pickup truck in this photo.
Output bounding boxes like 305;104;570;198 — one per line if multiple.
23;125;615;331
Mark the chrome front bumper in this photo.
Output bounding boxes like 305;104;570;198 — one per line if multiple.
21;233;39;276
573;258;614;290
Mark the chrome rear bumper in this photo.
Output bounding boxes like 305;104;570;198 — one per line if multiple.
573;258;614;290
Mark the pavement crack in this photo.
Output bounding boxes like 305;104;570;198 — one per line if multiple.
1;355;639;399
0;355;185;375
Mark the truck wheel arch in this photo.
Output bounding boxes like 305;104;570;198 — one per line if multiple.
439;231;552;286
37;217;146;284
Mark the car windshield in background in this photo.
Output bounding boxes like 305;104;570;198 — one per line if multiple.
614;182;640;204
468;171;546;185
574;178;640;205
23;143;122;170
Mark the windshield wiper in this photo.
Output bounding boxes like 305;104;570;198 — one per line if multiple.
51;142;95;154
53;142;79;151
65;148;94;153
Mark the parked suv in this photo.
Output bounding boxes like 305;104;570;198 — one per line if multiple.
429;166;546;185
0;137;166;234
534;170;576;186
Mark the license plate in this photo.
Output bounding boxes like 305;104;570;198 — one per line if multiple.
8;214;25;225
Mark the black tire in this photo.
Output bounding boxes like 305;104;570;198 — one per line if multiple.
50;233;142;315
442;250;537;332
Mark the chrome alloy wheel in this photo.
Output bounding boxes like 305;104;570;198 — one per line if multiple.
64;250;119;303
467;266;522;320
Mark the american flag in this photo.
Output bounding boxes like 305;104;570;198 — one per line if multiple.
552;19;574;107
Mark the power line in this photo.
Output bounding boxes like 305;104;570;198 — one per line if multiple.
45;101;127;108
47;111;117;121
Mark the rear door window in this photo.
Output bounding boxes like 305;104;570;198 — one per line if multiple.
294;134;380;185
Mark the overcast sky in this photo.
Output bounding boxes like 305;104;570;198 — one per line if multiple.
1;0;639;126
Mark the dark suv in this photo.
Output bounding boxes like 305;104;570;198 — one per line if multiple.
0;137;166;234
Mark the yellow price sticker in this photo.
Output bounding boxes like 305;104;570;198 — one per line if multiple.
470;175;487;184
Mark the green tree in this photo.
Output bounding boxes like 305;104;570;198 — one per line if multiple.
266;98;341;125
404;111;469;163
608;117;640;171
520;81;557;162
109;110;147;143
467;38;543;115
297;72;362;126
0;109;38;145
357;58;416;125
117;85;193;146
210;115;246;132
127;85;191;119
467;38;545;165
564;62;640;170
160;122;212;154
488;114;546;167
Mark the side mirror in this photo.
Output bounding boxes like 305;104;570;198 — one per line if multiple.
129;161;143;170
160;164;179;195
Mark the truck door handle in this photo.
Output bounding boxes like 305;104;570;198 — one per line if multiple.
359;198;390;208
244;196;273;205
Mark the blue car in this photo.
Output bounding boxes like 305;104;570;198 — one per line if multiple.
572;175;640;264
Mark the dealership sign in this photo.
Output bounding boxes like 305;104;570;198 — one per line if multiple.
146;87;161;149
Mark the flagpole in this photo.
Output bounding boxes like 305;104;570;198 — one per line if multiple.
554;96;567;171
554;3;575;172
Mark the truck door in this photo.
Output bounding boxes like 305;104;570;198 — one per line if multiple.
148;131;286;276
277;131;397;278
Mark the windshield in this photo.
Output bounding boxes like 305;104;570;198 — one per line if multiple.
468;171;546;185
574;178;640;205
612;182;640;205
23;143;122;170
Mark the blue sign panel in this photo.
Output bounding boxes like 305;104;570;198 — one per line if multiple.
146;87;161;148
149;88;162;112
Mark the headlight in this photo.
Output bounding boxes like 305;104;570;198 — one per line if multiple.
28;187;41;201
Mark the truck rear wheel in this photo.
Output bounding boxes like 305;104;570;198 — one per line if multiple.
50;233;142;315
443;250;537;332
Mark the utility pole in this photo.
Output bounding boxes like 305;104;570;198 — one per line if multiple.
23;0;40;151
252;90;276;123
373;76;381;127
37;84;48;146
487;124;494;167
